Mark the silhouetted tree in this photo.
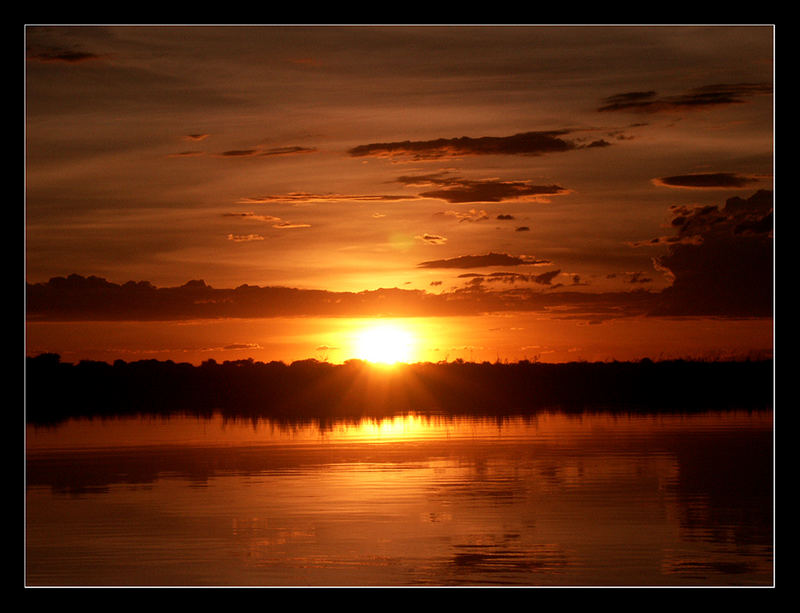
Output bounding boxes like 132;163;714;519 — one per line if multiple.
25;354;773;425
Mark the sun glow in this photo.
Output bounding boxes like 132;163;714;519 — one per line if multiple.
353;322;416;365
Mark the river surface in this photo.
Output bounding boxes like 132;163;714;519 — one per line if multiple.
25;410;773;587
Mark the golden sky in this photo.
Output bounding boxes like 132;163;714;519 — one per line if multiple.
25;25;774;364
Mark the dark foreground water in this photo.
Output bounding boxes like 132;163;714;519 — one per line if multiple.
25;410;773;587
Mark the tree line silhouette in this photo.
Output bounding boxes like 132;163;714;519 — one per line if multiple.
25;353;773;425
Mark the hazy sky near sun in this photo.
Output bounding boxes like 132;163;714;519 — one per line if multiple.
25;25;774;364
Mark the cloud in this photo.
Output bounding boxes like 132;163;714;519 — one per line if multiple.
650;190;773;317
598;83;771;113
653;172;762;189
25;276;446;321
515;226;530;232
348;130;610;160
27;47;103;63
27;188;773;325
218;146;317;158
416;234;447;245
237;192;415;204
186;134;210;141
457;270;562;285
168;151;206;158
397;173;568;204
224;213;309;229
315;345;339;352
532;270;561;285
272;221;311;229
220;149;261;157
441;209;489;223
260;146;317;157
496;214;515;220
245;175;566;207
224;212;309;228
223;212;282;223
628;235;704;248
421;180;567;204
624;272;652;284
223;343;262;351
597;91;657;111
19;274;654;325
226;233;264;242
393;172;454;187
417;252;550;269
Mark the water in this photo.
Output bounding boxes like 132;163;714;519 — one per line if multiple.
25;410;773;586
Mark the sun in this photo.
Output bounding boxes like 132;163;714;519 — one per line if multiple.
353;322;416;365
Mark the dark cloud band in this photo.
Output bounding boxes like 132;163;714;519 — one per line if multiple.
349;130;608;160
653;173;761;189
398;173;568;204
598;83;771;113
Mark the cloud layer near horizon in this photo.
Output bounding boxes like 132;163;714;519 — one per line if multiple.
27;190;773;322
25;273;660;322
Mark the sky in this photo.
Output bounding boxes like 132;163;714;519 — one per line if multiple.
25;25;775;365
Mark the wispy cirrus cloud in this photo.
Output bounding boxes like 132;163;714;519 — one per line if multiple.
26;46;103;63
348;130;611;161
598;83;771;113
223;212;309;229
223;212;282;223
168;151;206;158
218;146;317;158
272;221;311;229
237;192;417;204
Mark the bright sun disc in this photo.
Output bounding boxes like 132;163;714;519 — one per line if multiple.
354;323;415;364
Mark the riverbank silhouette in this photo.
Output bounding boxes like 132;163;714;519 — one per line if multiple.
25;354;773;425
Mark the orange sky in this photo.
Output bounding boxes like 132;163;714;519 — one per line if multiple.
25;25;774;364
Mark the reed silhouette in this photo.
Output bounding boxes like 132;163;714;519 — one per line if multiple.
25;353;773;425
